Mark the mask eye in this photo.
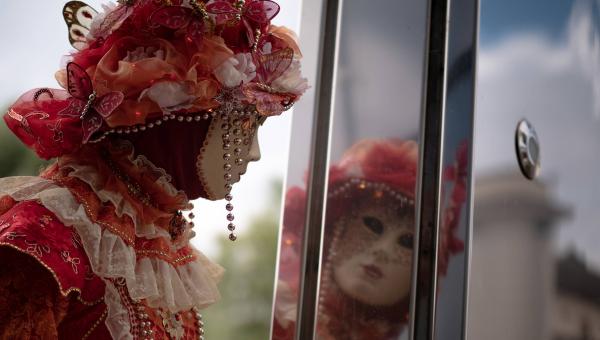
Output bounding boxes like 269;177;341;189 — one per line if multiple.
398;233;414;249
363;216;384;235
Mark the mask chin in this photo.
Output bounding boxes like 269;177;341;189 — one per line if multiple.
195;112;260;200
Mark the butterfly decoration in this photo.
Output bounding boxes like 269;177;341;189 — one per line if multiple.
63;1;98;50
150;0;212;48
249;28;289;55
63;0;137;48
205;0;279;26
206;0;279;46
92;0;137;40
242;47;296;116
59;62;124;143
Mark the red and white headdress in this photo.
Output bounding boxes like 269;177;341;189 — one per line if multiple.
5;0;307;159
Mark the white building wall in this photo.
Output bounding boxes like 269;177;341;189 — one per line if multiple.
468;216;551;340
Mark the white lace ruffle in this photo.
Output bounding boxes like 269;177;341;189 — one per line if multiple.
104;282;133;340
59;150;190;242
0;176;223;313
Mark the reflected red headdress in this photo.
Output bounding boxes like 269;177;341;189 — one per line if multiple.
279;139;420;282
5;0;307;159
274;139;467;339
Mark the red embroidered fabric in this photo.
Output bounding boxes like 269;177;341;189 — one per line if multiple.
0;200;109;339
0;200;105;302
0;133;220;338
3;89;83;160
0;247;69;339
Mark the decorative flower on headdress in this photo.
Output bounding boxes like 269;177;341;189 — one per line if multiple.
4;0;307;159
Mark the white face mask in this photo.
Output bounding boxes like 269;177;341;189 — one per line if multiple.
196;113;263;200
331;203;414;306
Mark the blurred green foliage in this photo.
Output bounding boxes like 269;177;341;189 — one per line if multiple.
204;180;282;340
0;105;49;176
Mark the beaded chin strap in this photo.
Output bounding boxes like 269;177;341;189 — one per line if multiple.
220;107;261;241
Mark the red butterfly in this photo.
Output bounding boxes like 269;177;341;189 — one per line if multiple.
150;1;211;48
242;47;296;116
206;0;279;25
206;0;279;45
92;0;136;39
249;29;288;55
59;62;124;143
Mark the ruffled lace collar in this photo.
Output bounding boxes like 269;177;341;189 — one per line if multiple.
0;175;223;316
57;139;192;241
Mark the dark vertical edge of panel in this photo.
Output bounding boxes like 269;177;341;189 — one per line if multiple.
409;0;449;339
295;0;343;339
429;0;480;338
461;0;480;338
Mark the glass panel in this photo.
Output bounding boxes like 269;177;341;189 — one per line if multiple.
468;0;600;339
270;0;328;338
272;0;431;339
431;0;478;338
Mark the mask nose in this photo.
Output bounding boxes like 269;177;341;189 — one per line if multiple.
372;247;390;263
248;133;261;162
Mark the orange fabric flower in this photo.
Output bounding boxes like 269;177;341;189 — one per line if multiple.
91;37;187;127
83;36;231;127
93;37;188;96
189;36;234;76
269;25;302;57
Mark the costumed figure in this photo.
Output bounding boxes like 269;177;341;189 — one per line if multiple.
272;139;467;339
0;0;307;338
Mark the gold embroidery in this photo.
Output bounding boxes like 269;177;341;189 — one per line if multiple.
136;249;196;264
6;109;50;135
24;240;50;258
82;308;108;339
6;108;24;123
60;250;81;274
77;295;104;307
0;242;101;305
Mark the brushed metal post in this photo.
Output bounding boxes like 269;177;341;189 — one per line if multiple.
295;0;343;339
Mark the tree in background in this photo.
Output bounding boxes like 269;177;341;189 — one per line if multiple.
204;180;282;340
0;105;49;176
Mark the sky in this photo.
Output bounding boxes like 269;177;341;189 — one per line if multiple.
0;0;302;257
476;0;600;267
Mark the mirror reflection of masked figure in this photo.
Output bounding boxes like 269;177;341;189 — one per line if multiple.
273;139;466;339
0;1;307;338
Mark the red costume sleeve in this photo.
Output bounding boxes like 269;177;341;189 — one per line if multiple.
0;247;70;339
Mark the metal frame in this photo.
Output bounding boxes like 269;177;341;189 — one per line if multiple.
290;0;479;338
409;0;479;339
409;0;450;337
295;0;343;339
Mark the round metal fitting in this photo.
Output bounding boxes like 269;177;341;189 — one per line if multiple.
515;119;540;180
